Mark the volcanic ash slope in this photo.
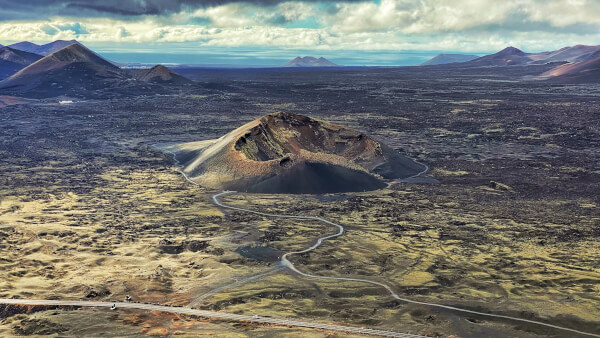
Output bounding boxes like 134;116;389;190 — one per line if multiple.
165;112;425;194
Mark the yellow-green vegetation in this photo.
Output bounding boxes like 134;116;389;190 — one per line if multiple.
0;165;256;304
432;168;469;176
2;69;600;337
428;128;463;138
0;144;366;336
482;124;506;134
204;187;600;335
187;95;209;99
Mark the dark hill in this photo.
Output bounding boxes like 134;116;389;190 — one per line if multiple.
37;40;81;55
466;47;532;66
0;47;43;79
284;56;339;67
422;54;479;65
0;47;42;65
0;44;128;98
7;41;40;54
131;65;192;84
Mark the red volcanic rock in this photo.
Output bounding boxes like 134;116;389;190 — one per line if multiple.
542;56;600;82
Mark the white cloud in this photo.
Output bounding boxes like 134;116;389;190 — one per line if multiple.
525;0;600;27
324;0;600;34
115;27;130;39
0;0;597;53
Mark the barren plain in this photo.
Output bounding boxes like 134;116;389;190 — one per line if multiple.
0;65;599;337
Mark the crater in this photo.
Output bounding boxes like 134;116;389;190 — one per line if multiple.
163;112;426;194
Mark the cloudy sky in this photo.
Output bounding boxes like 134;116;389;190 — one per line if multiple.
0;0;598;65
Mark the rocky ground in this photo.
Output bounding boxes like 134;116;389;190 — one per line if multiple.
0;65;598;336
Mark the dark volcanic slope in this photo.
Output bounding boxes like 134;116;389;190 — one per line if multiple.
171;112;424;194
131;65;192;84
0;47;43;79
0;44;128;97
465;47;532;66
247;162;387;194
0;47;42;65
284;56;338;67
36;40;81;56
422;54;479;65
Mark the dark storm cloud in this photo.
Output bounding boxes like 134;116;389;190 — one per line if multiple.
0;0;188;18
0;0;364;20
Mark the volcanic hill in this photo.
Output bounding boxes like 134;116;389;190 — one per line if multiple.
0;43;128;97
529;44;600;63
284;56;339;67
541;56;600;82
164;112;425;194
422;54;478;65
0;47;43;79
131;65;192;84
465;46;532;66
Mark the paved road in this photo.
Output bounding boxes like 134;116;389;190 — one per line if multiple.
159;145;600;337
0;299;424;337
212;191;402;298
212;192;600;338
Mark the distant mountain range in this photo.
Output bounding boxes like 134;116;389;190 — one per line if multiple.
1;39;599;97
529;45;600;63
425;45;600;68
8;40;82;56
421;54;479;65
423;45;600;82
284;56;339;67
0;40;193;98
